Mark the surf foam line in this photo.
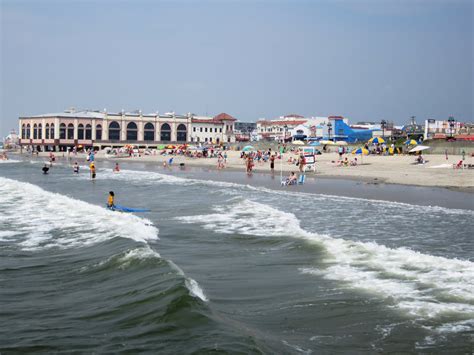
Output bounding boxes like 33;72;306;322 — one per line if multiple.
80;167;473;216
0;176;158;250
176;199;474;328
0;177;208;303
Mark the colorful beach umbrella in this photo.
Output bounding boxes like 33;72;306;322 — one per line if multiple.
404;139;418;145
352;147;369;155
242;145;255;152
369;137;385;144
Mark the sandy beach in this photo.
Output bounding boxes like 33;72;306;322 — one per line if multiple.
70;149;474;191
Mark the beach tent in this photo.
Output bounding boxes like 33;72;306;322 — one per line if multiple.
404;139;418;146
242;145;255;152
409;145;430;153
369;137;385;144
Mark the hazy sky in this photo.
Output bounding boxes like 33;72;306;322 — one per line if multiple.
1;0;472;136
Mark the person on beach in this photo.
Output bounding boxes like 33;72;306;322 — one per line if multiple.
73;162;79;174
107;191;115;209
270;154;275;172
90;162;96;180
285;172;297;185
246;155;254;174
113;163;120;173
298;154;306;172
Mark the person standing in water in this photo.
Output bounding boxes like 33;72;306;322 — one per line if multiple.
113;162;120;172
107;191;115;209
90;162;96;180
73;162;79;174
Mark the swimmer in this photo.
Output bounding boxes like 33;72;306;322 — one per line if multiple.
90;162;96;180
73;162;79;174
42;164;50;174
113;162;120;173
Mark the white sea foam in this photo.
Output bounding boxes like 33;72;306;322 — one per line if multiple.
0;159;21;163
176;199;474;328
0;177;158;250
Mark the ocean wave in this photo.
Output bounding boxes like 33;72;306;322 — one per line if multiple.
0;159;21;163
77;167;473;216
175;198;474;330
0;177;159;251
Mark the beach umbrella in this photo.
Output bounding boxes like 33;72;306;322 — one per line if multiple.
320;140;335;145
369;137;385;144
404;139;418;145
352;147;369;164
352;147;369;155
166;145;176;149
335;141;348;146
292;140;304;145
409;145;430;153
242;145;255;152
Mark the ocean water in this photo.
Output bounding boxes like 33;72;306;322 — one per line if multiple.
0;158;473;353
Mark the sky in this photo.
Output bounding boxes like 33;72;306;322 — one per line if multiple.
1;0;472;136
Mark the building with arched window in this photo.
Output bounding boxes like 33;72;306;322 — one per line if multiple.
18;109;236;151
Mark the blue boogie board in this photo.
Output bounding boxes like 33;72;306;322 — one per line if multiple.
107;204;150;213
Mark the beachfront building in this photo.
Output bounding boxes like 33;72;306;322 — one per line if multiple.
18;109;237;151
423;119;473;141
189;113;237;144
256;114;310;141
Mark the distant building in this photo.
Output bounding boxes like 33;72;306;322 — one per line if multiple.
18;109;236;151
3;129;19;148
234;122;257;142
423;119;473;140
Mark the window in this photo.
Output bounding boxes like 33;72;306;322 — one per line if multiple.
205;127;208;132
22;124;26;139
50;124;55;139
200;127;203;132
78;124;84;140
38;124;42;139
96;124;102;140
85;124;92;139
60;123;66;139
67;124;74;139
160;123;171;141
177;124;187;142
220;128;222;133
144;122;154;141
126;122;138;141
45;124;50;139
33;124;38;139
205;138;208;142
193;127;196;132
108;121;120;140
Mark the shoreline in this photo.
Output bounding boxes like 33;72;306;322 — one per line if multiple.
14;150;474;193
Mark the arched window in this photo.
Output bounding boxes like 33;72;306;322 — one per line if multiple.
177;124;187;142
38;124;42;139
126;122;138;141
33;124;38;139
108;121;120;141
78;124;84;140
60;123;66;139
26;124;31;139
85;124;92;139
160;123;171;142
144;122;155;141
22;124;26;139
96;124;102;140
67;124;74;139
50;124;55;139
45;124;50;139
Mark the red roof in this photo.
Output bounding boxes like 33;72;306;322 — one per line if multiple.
258;120;307;126
213;113;237;121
